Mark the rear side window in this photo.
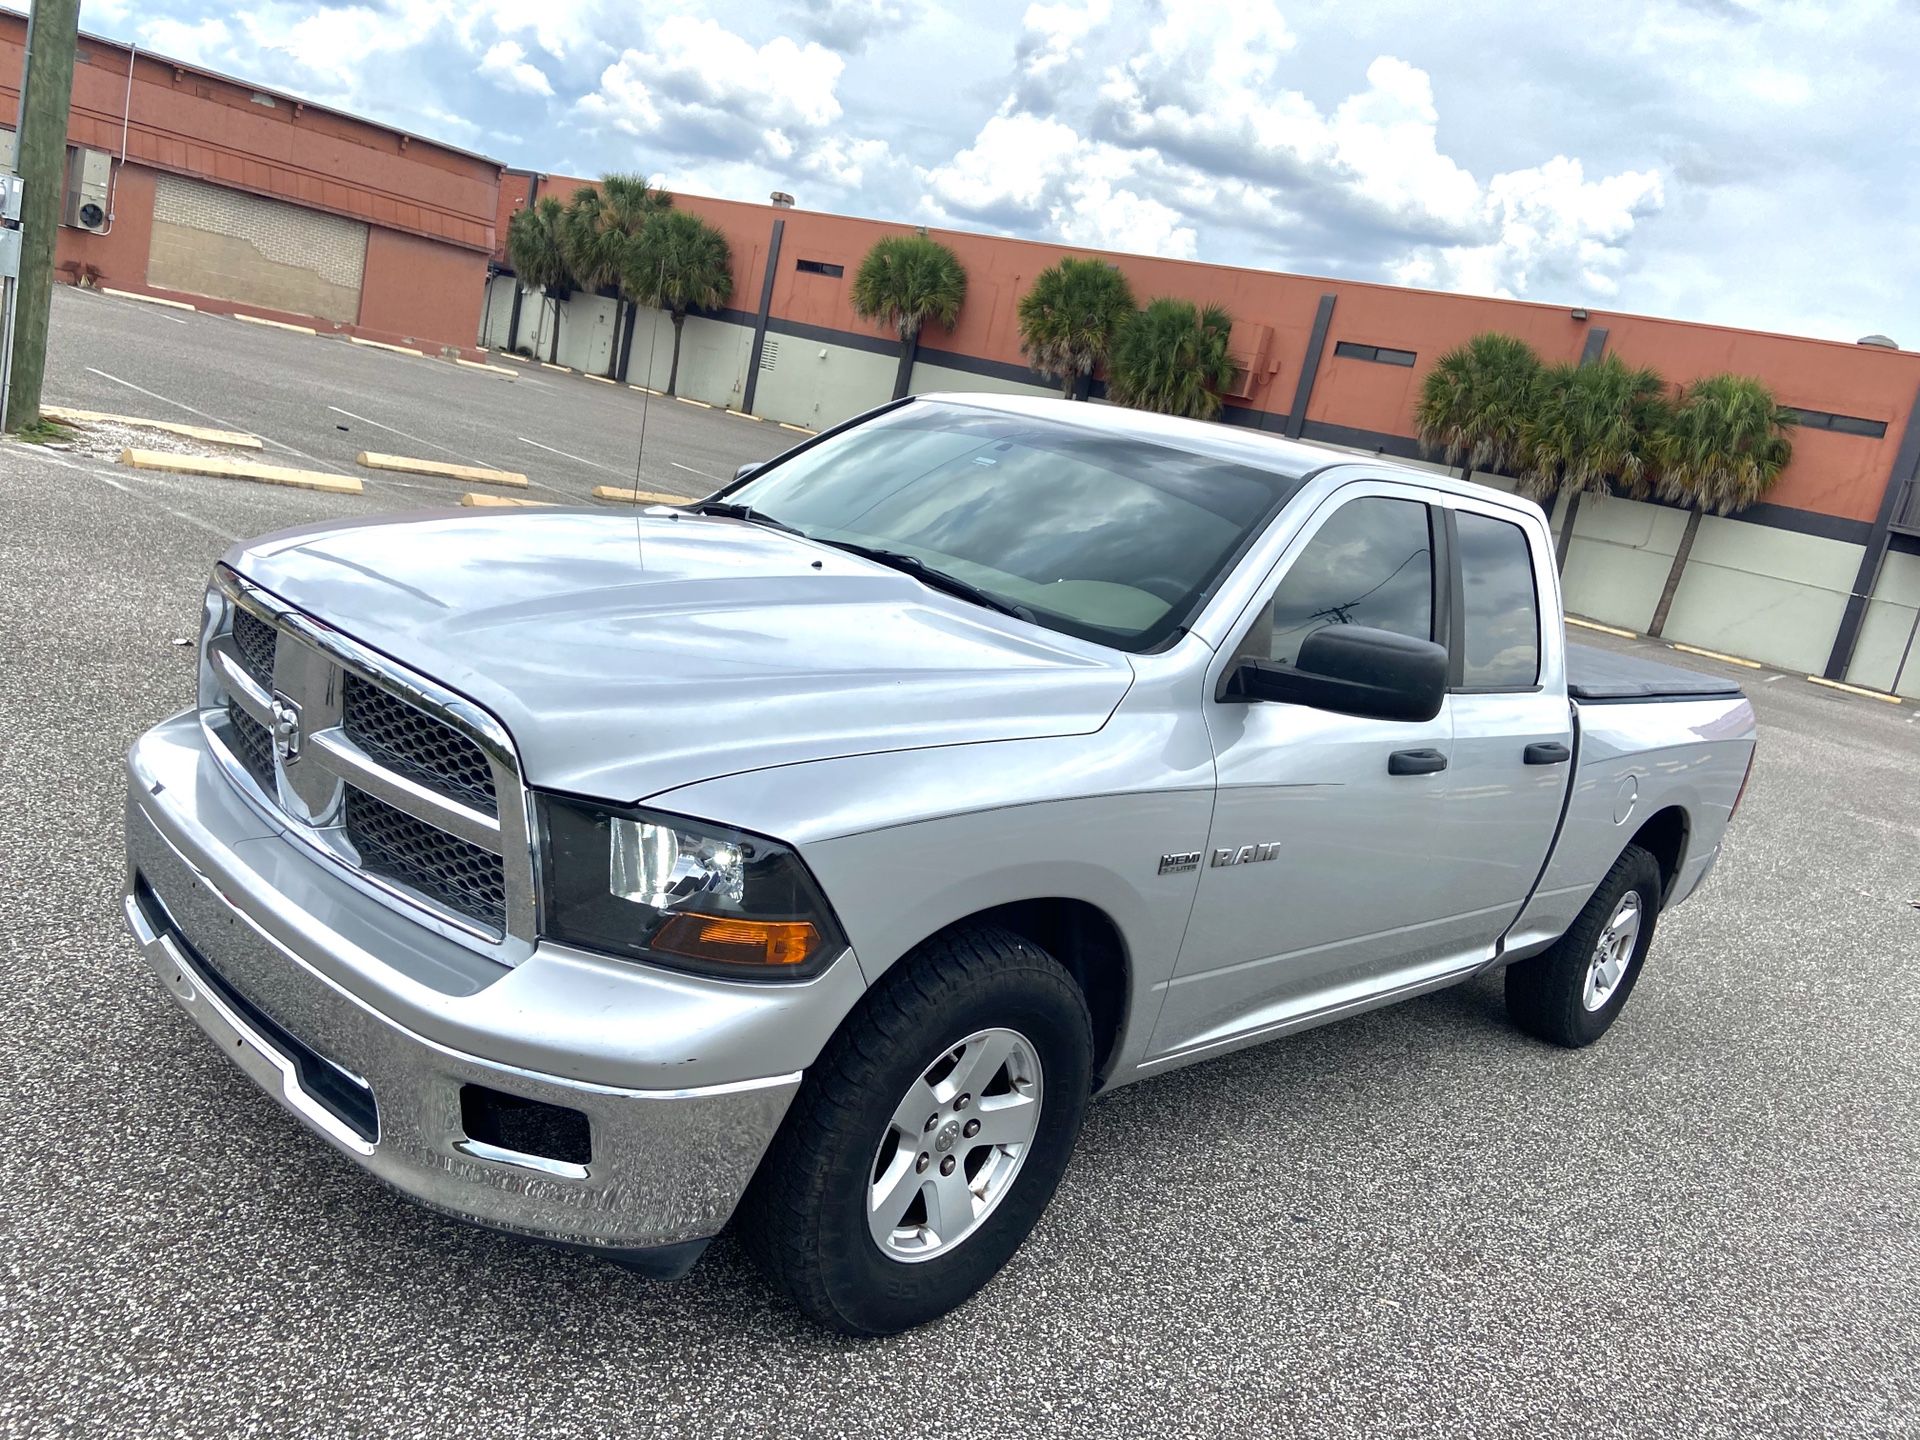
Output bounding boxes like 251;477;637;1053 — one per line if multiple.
1264;497;1434;666
1456;511;1540;688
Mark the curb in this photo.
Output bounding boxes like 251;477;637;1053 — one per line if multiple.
120;448;362;494
357;451;529;488
233;313;318;336
456;358;518;377
1671;642;1764;670
102;287;196;312
778;421;816;434
1805;675;1903;705
44;405;262;450
1566;615;1637;639
348;335;424;358
591;486;686;505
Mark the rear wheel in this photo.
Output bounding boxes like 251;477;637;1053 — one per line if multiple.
739;924;1093;1334
1505;844;1662;1047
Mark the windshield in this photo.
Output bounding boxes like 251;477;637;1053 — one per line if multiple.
726;401;1302;652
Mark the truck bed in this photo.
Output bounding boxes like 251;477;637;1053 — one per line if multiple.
1565;643;1746;703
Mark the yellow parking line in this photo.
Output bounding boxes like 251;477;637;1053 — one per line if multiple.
1567;615;1637;639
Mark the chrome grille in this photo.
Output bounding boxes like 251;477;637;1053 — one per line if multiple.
231;609;277;689
343;675;497;817
226;702;277;794
344;787;507;933
202;571;532;952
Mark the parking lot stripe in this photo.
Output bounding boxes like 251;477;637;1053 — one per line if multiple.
86;366;349;472
358;452;529;487
518;435;622;473
671;462;720;482
119;449;364;494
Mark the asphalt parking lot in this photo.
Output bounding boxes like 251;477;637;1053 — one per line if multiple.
3;293;1918;1438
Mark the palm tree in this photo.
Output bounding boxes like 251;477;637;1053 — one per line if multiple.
1519;354;1671;570
1414;332;1544;480
624;210;734;397
850;234;967;399
504;196;572;364
1106;298;1237;421
562;174;670;378
1016;257;1136;399
1645;374;1797;636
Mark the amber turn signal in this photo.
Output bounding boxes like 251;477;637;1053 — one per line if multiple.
650;914;822;969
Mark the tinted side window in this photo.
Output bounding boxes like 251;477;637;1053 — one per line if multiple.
1266;498;1433;666
1456;512;1540;687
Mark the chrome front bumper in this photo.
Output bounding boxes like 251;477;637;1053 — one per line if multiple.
122;712;837;1273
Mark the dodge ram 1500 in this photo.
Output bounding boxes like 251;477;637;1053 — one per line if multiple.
124;394;1756;1333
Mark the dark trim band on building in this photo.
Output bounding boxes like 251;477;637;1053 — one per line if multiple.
1284;294;1337;440
740;217;786;416
1825;381;1920;678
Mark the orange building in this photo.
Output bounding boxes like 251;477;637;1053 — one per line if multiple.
1;11;497;355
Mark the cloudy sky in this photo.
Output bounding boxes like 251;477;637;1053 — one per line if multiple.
81;0;1919;344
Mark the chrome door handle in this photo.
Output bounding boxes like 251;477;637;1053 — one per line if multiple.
1388;748;1448;776
1524;741;1572;765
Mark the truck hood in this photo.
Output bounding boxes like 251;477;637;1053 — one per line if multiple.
228;509;1135;801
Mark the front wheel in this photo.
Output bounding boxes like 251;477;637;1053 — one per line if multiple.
1505;843;1662;1047
738;924;1093;1335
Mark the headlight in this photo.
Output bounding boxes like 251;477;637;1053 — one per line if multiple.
537;795;847;980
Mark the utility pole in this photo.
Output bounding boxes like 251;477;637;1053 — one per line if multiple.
6;0;83;432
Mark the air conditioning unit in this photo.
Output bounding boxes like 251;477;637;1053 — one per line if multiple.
0;126;17;174
63;147;112;233
1223;319;1275;400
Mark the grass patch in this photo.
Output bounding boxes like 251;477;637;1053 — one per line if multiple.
8;418;75;444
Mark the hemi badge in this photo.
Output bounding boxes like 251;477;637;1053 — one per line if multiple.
1157;852;1200;875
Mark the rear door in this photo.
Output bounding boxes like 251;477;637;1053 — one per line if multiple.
1432;495;1574;938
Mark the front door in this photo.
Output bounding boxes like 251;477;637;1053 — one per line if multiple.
1151;484;1468;1062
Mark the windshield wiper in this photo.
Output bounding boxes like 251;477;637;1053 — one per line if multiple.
821;540;1036;623
682;499;807;538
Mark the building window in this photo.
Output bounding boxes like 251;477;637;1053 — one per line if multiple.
1783;407;1888;439
1333;341;1417;367
795;259;843;277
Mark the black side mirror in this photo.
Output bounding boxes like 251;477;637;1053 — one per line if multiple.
733;462;761;483
1226;625;1447;722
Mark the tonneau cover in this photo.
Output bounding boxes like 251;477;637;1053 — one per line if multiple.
1567;642;1746;702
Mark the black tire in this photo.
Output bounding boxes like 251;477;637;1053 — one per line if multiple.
1505;843;1662;1047
738;923;1093;1335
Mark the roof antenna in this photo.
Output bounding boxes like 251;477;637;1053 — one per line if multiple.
628;254;668;504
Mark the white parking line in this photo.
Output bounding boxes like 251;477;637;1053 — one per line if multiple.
330;406;486;466
518;435;621;473
84;366;349;473
16;447;243;541
672;461;719;482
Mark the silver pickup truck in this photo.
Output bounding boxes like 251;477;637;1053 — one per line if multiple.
124;395;1756;1334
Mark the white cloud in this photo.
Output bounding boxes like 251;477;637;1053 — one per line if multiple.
479;39;554;98
138;16;233;63
920;113;1196;258
1393;158;1665;300
577;16;847;163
